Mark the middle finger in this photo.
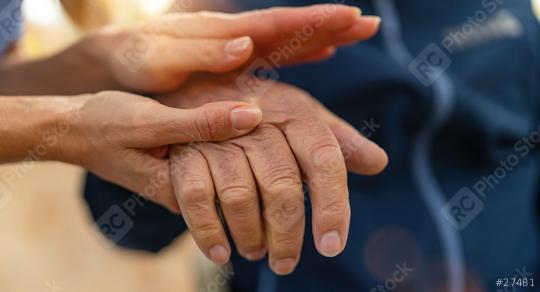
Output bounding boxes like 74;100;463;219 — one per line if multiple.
195;142;266;261
233;124;305;276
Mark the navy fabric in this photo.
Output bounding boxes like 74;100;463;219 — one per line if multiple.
84;0;540;291
0;0;22;55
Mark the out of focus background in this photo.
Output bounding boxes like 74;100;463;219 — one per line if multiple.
0;1;229;291
1;0;540;291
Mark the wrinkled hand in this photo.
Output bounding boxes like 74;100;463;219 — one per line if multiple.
157;75;388;274
65;91;262;213
99;4;379;93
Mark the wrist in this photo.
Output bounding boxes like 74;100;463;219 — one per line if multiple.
0;96;87;163
69;32;126;92
46;95;90;165
79;28;132;92
0;34;124;95
30;95;89;164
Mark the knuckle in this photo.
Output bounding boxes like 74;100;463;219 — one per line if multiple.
249;123;281;140
194;108;222;140
266;195;304;217
197;44;219;67
261;165;301;194
180;176;209;194
309;142;346;178
206;144;244;169
193;221;222;240
265;195;304;232
179;180;212;207
266;88;311;116
219;185;258;215
270;236;300;253
264;9;291;41
181;194;211;213
253;122;279;132
317;200;348;221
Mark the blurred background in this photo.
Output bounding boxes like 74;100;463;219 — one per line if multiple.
1;0;540;291
0;1;230;291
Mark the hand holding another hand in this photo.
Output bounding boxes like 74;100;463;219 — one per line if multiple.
0;2;385;277
63;4;384;275
61;91;263;213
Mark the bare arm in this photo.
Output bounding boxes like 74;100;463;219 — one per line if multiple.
0;96;79;161
0;36;119;96
0;93;262;213
0;5;371;96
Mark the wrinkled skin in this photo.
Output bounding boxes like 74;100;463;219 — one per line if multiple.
156;74;388;275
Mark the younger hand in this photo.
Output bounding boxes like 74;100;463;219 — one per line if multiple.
64;91;262;212
96;4;380;92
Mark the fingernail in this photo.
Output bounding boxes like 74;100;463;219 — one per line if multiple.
365;15;381;26
319;231;342;257
353;7;362;16
245;247;267;261
230;105;262;131
225;36;252;57
272;258;296;275
209;245;229;265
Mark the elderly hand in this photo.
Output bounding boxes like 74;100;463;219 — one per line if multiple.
156;75;388;274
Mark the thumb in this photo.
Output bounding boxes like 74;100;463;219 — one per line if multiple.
133;101;263;147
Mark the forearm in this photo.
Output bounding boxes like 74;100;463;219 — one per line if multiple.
0;34;122;96
0;96;84;163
